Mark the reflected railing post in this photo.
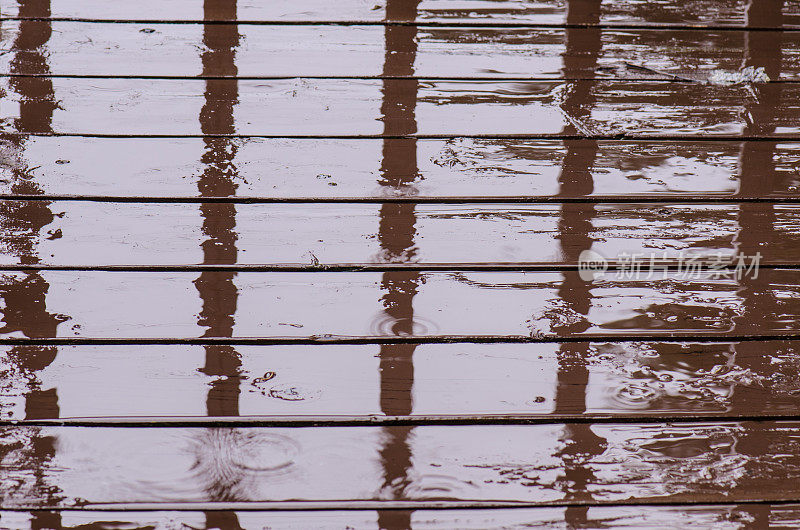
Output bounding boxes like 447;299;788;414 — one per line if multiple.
3;0;64;421
376;1;420;527
194;1;246;522
731;0;783;403
196;0;242;419
552;0;606;520
730;1;785;524
1;0;67;523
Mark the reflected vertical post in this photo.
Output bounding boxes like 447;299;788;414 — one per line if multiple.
731;1;785;525
195;1;246;524
552;0;606;522
196;0;242;419
2;0;65;421
376;1;420;528
1;0;66;524
731;2;784;397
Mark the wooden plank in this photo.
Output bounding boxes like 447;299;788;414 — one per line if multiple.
2;137;799;200
0;201;796;266
3;341;799;421
2;0;795;516
2;22;798;80
2;78;797;137
3;421;800;507
2;0;799;28
0;269;794;340
4;505;800;528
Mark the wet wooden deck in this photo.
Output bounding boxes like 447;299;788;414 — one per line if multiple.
1;0;800;528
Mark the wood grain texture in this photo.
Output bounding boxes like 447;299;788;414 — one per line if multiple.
2;0;799;28
2;341;799;421
3;421;800;507
2;22;798;80
0;269;794;340
1;78;796;137
0;201;794;266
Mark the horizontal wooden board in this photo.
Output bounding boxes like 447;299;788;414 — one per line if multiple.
1;22;797;80
2;78;797;137
3;137;799;200
3;341;799;421
2;0;799;28
4;505;800;528
0;269;795;340
0;201;796;266
4;421;800;507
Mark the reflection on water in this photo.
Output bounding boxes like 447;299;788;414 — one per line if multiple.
1;0;799;519
191;2;250;526
6;422;800;508
370;307;439;337
9;505;796;529
375;2;421;529
4;341;798;421
195;0;242;416
730;2;785;524
186;430;299;502
401;472;481;499
551;2;606;523
591;342;737;413
0;2;65;525
1;0;65;420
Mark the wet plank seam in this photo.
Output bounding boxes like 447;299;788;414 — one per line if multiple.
7;499;800;512
9;414;800;428
0;263;796;272
0;195;797;204
7;134;798;140
2;18;799;31
2;74;795;83
0;335;796;346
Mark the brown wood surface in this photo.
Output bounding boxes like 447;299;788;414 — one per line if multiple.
1;78;798;137
1;0;798;520
2;0;799;28
4;138;799;200
2;341;799;422
0;201;794;266
2;22;799;80
0;269;794;340
3;506;800;529
2;421;800;508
